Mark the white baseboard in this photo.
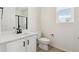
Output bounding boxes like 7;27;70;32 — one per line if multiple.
49;44;72;52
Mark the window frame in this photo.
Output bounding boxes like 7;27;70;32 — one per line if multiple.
56;7;74;23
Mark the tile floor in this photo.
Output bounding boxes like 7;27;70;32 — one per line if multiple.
37;45;65;52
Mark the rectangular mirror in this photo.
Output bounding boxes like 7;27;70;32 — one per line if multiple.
0;7;28;32
15;7;28;30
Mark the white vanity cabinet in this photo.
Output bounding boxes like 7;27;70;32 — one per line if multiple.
0;44;6;52
6;35;37;52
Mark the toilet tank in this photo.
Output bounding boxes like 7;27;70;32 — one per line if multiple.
37;32;42;39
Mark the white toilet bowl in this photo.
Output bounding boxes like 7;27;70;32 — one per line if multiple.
38;38;50;50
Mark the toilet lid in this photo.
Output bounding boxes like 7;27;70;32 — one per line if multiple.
39;38;50;42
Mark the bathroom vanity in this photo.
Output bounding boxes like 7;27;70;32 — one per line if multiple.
0;7;39;52
0;31;37;52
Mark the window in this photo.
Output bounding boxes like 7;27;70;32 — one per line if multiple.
56;7;74;23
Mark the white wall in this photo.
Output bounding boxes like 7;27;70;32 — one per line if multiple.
41;7;79;52
0;9;1;34
28;7;41;33
15;7;28;17
1;7;15;32
1;7;41;33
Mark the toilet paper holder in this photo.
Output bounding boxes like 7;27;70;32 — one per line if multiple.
50;34;54;36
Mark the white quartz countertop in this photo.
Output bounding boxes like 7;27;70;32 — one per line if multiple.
0;31;37;44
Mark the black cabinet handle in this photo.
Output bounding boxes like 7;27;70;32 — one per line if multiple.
27;40;29;45
23;41;25;47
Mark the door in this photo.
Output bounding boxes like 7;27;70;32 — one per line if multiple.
25;35;37;52
7;39;25;52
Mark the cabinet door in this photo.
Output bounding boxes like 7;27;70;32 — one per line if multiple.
25;35;37;52
0;44;6;52
7;39;25;52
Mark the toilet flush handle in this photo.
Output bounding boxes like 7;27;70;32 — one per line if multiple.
50;34;54;36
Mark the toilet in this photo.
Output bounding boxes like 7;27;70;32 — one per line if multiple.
38;32;50;50
38;38;50;50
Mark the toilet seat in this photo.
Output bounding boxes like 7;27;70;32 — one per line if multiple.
38;38;50;42
38;38;50;44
